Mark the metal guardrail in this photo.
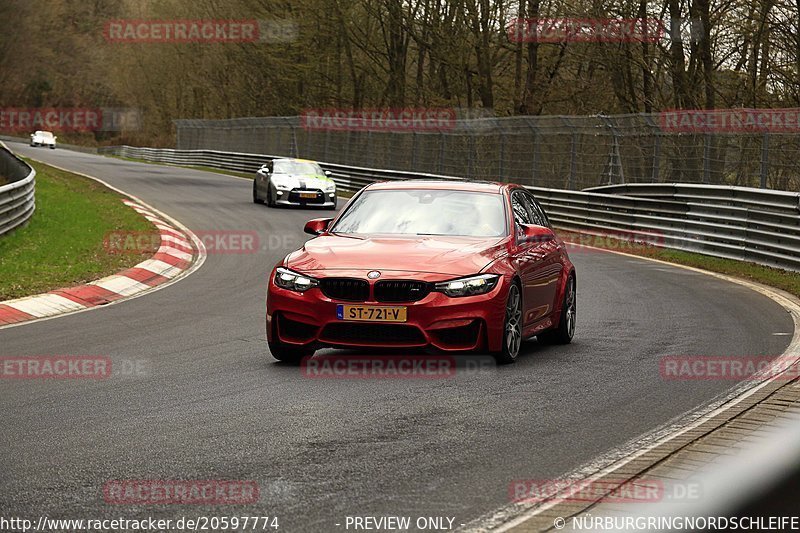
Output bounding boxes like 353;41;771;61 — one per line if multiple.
98;145;800;272
0;142;36;236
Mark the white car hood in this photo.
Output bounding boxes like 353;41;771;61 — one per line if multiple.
271;173;333;190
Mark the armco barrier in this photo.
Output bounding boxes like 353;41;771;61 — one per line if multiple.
0;142;35;236
97;145;800;272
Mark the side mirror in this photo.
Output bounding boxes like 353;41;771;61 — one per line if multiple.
324;170;332;176
53;136;57;140
519;224;555;244
30;133;34;137
304;217;333;236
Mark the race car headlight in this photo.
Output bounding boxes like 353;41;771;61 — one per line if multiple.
434;274;500;297
274;267;318;292
325;183;336;191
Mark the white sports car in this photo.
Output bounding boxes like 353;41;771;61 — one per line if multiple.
30;131;57;149
253;158;337;210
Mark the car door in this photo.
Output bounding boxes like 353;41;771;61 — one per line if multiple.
522;192;563;318
510;190;552;328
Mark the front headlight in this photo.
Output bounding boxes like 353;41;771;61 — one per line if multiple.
434;274;500;297
325;183;336;192
274;267;318;292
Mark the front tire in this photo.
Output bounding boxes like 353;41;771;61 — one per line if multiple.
326;195;338;210
538;274;576;345
492;282;523;365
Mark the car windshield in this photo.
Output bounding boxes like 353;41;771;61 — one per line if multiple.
331;189;507;237
273;161;321;175
37;131;54;138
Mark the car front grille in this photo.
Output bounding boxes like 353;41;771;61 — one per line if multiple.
374;280;432;302
319;278;370;301
288;189;324;204
320;323;427;345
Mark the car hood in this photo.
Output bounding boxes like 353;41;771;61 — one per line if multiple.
286;234;510;276
271;173;333;190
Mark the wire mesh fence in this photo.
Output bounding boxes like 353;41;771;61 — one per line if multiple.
175;113;800;191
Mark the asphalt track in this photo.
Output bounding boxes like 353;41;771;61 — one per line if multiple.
0;142;794;531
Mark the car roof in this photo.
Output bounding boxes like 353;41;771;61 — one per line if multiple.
366;179;508;193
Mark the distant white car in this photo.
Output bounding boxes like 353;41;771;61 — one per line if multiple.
253;158;337;209
30;131;56;149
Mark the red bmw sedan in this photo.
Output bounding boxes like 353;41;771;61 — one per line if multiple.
266;180;576;364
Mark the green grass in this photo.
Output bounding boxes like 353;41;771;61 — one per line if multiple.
557;229;800;298
0;159;156;300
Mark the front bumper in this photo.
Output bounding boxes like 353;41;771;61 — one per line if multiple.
274;188;336;207
266;270;510;352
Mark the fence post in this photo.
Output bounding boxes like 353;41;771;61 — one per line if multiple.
467;133;474;179
560;117;578;190
411;132;418;170
498;131;506;180
760;132;770;189
366;130;373;168
286;118;298;158
524;117;539;187
652;134;662;182
438;132;446;174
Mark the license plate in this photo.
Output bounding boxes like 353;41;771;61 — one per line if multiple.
336;305;407;322
298;192;317;199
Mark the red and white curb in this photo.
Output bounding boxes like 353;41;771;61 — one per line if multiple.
0;199;203;328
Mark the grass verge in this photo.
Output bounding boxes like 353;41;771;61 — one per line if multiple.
557;229;800;299
0;159;156;300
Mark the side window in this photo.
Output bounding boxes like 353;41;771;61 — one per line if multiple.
523;193;551;228
511;191;532;240
511;191;533;227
